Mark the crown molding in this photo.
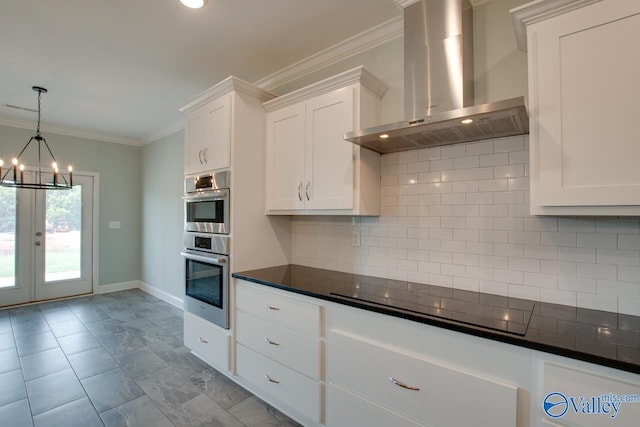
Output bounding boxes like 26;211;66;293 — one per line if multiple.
396;0;493;8
180;76;276;113
0;115;143;146
254;16;402;93
263;66;388;112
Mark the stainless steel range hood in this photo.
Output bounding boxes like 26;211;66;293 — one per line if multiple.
345;0;528;155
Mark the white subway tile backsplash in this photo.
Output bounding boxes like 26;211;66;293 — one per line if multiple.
618;298;640;316
541;289;577;307
524;245;558;260
441;145;466;159
559;276;596;294
596;218;640;234
558;218;596;233
619;235;640;250
557;247;595;263
494;164;525;179
577;233;617;249
596;280;640;298
454;156;480;170
596;248;640;266
466;141;494;155
494;136;525;152
480;153;509;167
577;263;617;280
619;266;640;282
494;269;524;285
291;135;640;314
479;178;508;192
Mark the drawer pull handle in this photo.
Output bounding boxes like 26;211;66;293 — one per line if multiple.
265;304;280;311
389;377;420;391
198;337;208;344
265;374;280;384
264;337;280;346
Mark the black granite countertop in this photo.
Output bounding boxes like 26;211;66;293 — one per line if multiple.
233;264;640;375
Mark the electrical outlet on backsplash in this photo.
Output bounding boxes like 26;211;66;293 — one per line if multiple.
291;135;640;316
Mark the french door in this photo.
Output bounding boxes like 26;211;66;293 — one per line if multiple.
0;173;94;307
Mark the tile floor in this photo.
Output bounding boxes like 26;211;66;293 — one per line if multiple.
0;289;301;427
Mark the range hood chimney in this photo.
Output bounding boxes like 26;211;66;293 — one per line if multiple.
345;0;528;154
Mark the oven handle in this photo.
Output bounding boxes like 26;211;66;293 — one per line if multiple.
180;251;227;265
183;188;229;201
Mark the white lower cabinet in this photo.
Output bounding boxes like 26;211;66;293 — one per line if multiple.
328;384;423;427
235;280;324;425
236;344;322;422
328;329;518;427
183;311;231;372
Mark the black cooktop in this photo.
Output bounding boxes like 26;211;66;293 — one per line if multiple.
233;264;640;374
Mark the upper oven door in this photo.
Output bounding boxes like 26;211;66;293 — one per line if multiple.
184;189;229;234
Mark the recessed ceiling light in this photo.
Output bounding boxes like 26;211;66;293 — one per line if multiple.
379;134;389;139
180;0;207;9
461;118;473;124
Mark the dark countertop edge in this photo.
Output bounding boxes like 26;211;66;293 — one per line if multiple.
233;272;640;376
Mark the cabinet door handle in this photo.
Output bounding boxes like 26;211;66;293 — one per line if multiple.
203;148;208;163
198;149;203;164
298;182;302;201
198;337;208;344
389;377;420;391
265;304;280;311
265;374;280;384
305;181;310;201
264;337;280;346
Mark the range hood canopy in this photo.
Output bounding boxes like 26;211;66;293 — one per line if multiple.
345;0;528;154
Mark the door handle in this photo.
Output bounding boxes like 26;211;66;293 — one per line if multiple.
203;148;208;163
298;182;302;201
305;181;310;201
198;149;203;164
265;374;280;384
35;241;42;246
389;377;420;391
264;337;280;346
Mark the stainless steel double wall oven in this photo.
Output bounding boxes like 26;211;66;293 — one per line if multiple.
181;171;230;329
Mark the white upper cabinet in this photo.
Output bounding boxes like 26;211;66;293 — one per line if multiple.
264;66;387;215
183;94;231;175
513;0;640;215
181;77;275;176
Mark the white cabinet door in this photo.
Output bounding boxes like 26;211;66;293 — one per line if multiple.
184;106;206;175
202;93;231;172
529;0;640;212
184;94;231;175
305;87;355;210
266;103;306;210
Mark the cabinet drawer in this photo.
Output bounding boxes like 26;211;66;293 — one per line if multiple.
236;282;321;336
236;311;321;380
236;344;321;423
328;330;517;427
328;384;423;427
183;311;231;372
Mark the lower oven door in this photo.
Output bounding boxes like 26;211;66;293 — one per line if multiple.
181;250;229;329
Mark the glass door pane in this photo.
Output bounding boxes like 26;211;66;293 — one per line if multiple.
45;185;81;282
0;187;16;288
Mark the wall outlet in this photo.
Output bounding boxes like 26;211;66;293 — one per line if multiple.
108;221;121;229
352;230;361;247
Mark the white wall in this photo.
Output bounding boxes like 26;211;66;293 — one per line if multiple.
140;130;184;301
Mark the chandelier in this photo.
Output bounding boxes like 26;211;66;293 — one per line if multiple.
0;86;73;190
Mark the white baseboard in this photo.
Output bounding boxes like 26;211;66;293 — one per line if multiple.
95;280;140;294
139;281;184;310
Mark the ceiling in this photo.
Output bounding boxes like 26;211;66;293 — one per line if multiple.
0;0;401;145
